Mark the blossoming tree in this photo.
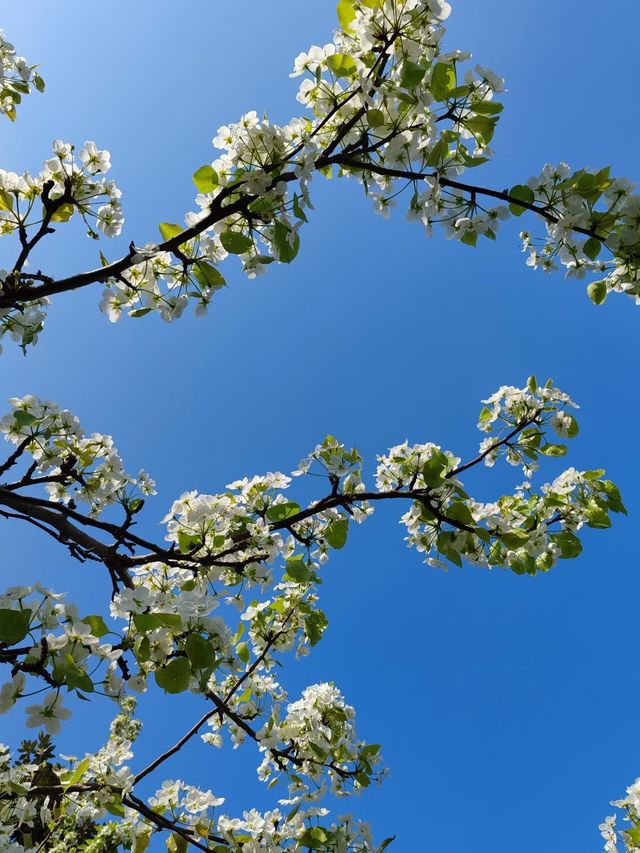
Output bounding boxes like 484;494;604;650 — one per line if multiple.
0;1;638;851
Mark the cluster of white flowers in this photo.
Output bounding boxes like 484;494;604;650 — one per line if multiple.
149;778;224;836
0;584;123;723
0;138;122;240
96;0;508;332
517;163;640;306
476;377;579;475
0;394;155;515
100;107;314;323
0;138;122;352
375;380;624;574
0;270;48;352
376;441;460;491
258;682;385;799
0;741;44;849
600;776;640;852
216;805;378;852
0;29;43;121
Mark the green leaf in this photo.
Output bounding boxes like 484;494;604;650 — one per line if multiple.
336;0;356;29
585;504;611;529
236;641;250;664
446;501;475;527
587;279;607;305
292;193;308;222
105;797;125;817
193;260;225;290
552;531;582;559
33;73;45;93
132;613;162;632
50;202;74;222
192;165;219;193
324;518;348;549
155;657;192;694
565;414;580;438
273;221;300;263
13;410;37;428
430;62;455;100
185;634;216;670
309;741;328;759
166;834;188;853
401;61;426;90
137;636;151;662
463;115;496;144
508;184;535;216
602;480;627;514
624;825;640;846
133;613;182;631
583;237;602;260
285;555;311;583
177;531;201;553
305;610;329;646
0;189;14;211
133;829;152;853
298;826;329;849
129;498;145;514
220;230;253;254
355;771;371;787
471;101;503;115
583;469;605;480
378;837;396;852
366;108;385;128
540;443;568;457
265;501;301;522
501;529;530;549
159;222;184;242
422;451;449;487
326;53;357;77
81;615;109;638
61;757;90;790
0;608;32;644
63;655;94;693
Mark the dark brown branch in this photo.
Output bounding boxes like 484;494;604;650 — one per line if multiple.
449;413;540;477
0;487;134;588
328;156;604;240
0;436;33;478
132;707;217;786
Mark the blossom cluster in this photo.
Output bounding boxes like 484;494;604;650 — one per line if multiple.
0;139;122;241
516;163;640;306
258;682;385;798
0;583;123;721
96;0;507;330
600;776;640;852
0;28;43;121
375;378;624;573
0;394;155;515
0;138;123;352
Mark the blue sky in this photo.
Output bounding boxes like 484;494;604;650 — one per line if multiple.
1;2;639;850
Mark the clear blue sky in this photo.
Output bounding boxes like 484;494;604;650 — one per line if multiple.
1;2;639;851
